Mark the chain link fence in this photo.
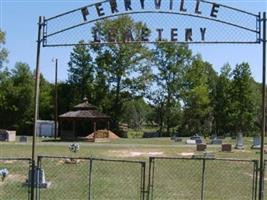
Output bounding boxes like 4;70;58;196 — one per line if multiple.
0;158;31;200
0;156;264;200
36;156;146;200
147;157;258;200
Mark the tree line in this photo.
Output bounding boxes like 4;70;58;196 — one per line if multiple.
0;16;262;137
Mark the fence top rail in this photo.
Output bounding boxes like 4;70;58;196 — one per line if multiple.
37;155;145;164
92;157;146;164
37;155;91;160
149;156;258;163
0;157;31;161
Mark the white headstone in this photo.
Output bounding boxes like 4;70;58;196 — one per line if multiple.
235;132;244;149
251;136;261;149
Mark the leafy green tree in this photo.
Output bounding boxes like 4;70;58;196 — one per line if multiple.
39;74;54;120
93;62;112;113
230;63;257;135
181;57;216;136
121;98;152;130
213;64;232;135
57;82;74;115
0;68;13;128
0;29;8;68
250;80;263;134
92;16;153;127
68;40;94;104
10;62;34;133
151;43;192;135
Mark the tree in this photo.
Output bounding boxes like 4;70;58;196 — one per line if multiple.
121;98;152;130
68;40;94;104
0;29;8;69
11;62;34;132
0;68;13;128
181;57;216;136
230;62;257;135
213;64;232;135
39;74;54;120
92;16;153;127
151;42;193;135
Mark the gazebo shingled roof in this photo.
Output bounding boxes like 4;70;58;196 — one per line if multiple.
59;98;110;120
59;110;110;120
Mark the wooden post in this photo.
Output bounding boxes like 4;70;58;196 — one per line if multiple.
93;122;97;132
73;121;76;139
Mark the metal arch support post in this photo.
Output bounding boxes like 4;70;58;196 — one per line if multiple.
259;11;266;200
31;16;43;200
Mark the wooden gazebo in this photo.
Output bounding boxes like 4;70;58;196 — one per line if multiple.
59;98;110;140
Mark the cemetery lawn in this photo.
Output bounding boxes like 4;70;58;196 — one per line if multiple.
0;137;266;200
0;136;267;159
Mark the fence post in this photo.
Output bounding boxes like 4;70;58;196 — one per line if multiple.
147;157;155;200
141;162;146;200
88;158;93;200
253;160;258;200
201;158;206;200
35;156;41;200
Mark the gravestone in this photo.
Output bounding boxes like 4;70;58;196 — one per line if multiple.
196;139;203;144
190;134;201;140
26;167;51;188
19;136;27;143
197;144;207;151
251;136;261;149
0;130;8;141
235;132;244;149
187;134;203;144
222;144;232;152
210;134;217;140
0;130;16;142
186;139;196;144
174;137;182;142
211;138;223;145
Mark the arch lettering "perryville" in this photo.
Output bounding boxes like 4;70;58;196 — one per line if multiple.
81;0;220;20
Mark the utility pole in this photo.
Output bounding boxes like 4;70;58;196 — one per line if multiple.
53;58;58;140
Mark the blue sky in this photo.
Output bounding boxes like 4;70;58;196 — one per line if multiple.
0;0;266;82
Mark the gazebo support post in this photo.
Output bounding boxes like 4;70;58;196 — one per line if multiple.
94;122;97;132
72;121;76;140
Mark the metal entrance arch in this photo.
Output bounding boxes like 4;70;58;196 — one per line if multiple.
31;1;266;199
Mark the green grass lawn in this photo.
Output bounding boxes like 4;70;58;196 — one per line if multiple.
0;137;266;200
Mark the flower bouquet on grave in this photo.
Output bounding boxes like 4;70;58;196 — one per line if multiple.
0;168;9;182
65;143;80;164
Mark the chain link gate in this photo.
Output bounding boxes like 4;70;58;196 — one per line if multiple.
0;158;31;200
36;156;146;200
147;157;258;200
